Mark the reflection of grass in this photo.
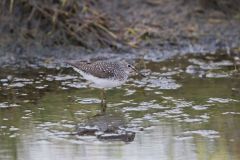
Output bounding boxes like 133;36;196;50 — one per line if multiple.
37;89;101;122
194;112;240;160
1;56;240;159
234;13;240;20
166;78;236;102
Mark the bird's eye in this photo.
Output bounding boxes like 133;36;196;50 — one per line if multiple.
128;64;131;67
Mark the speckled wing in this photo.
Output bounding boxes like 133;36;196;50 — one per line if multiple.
86;61;118;79
67;60;117;79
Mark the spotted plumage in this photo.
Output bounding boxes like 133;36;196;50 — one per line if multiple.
67;60;136;88
66;59;145;114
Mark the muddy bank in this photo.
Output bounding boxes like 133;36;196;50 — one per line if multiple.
0;0;240;67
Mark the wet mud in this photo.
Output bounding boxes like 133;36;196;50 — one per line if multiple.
0;0;240;67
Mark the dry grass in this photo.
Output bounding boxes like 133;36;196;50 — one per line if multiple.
0;0;121;49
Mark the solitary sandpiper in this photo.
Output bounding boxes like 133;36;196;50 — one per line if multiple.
67;59;145;113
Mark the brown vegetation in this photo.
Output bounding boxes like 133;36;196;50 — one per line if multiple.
0;0;240;52
0;0;122;50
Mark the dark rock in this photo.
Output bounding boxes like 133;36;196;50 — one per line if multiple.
139;127;144;131
76;114;136;142
77;126;99;136
97;131;135;142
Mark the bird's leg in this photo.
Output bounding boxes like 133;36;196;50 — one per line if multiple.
93;89;107;117
101;89;107;113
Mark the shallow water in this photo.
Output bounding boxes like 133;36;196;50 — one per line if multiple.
0;53;240;160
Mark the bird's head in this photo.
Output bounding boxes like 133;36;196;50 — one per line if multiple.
122;61;145;77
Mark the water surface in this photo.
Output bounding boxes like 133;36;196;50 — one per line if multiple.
0;53;240;160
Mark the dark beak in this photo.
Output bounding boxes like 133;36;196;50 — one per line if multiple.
131;66;146;77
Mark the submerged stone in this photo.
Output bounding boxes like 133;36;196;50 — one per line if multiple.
97;131;135;142
76;114;136;142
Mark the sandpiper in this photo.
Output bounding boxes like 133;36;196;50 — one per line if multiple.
67;59;144;113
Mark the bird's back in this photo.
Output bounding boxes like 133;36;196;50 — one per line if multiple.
67;60;127;81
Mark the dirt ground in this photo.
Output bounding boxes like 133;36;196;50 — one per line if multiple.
0;0;240;67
